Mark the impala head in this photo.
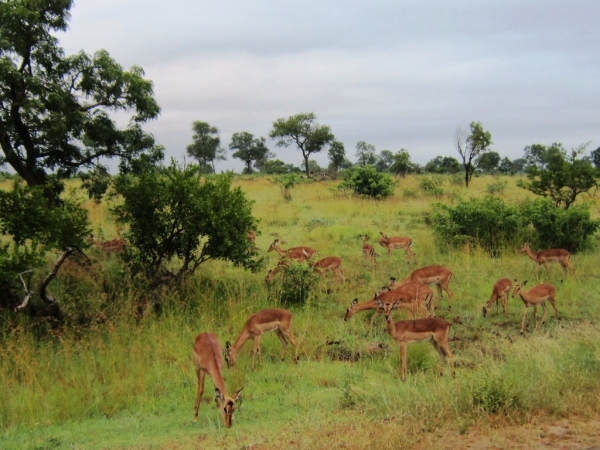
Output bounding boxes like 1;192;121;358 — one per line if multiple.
267;239;279;252
482;304;490;318
375;298;400;319
512;279;527;298
344;298;359;321
215;387;243;428
517;242;530;253
265;269;274;285
224;341;236;368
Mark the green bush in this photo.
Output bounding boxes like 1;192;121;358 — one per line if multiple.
419;176;445;198
520;199;600;252
278;261;318;307
486;179;507;196
428;196;526;254
337;165;396;199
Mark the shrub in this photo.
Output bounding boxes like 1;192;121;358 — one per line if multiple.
429;196;526;254
520;199;600;252
486;179;507;196
337;165;396;199
278;261;318;307
419;176;445;198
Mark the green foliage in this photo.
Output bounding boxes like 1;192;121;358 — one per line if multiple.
112;162;261;281
337;165;396;199
0;0;161;202
518;143;598;209
278;261;318;307
455;121;493;187
520;199;600;252
355;141;377;166
260;159;292;174
327;140;346;172
471;376;521;414
186;121;226;173
230;131;270;174
389;149;412;177
429;196;524;254
270;112;335;177
425;156;461;174
485;179;507;196
269;172;307;200
419;176;445;198
476;151;501;172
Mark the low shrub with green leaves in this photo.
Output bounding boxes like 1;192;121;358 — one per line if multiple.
277;261;318;307
520;198;600;252
419;176;445;198
337;165;396;199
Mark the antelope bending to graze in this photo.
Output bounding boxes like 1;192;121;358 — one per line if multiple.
312;256;345;281
378;231;416;262
390;265;453;308
383;282;435;316
225;308;298;369
376;298;455;381
192;332;243;427
268;239;317;261
90;234;127;254
482;278;512;318
512;280;559;334
359;235;378;262
517;242;575;279
344;283;432;323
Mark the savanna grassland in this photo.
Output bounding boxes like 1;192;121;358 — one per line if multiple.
2;174;600;450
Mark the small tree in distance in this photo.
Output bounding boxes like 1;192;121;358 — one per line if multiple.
455;121;493;187
270;113;334;177
327;140;346;173
355;141;377;166
186;121;226;173
230;132;270;174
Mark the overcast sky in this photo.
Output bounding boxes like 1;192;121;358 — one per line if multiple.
58;0;600;171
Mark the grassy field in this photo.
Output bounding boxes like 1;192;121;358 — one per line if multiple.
2;174;600;449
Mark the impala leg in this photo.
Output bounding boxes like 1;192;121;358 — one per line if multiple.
550;298;560;321
400;342;407;381
194;369;205;421
543;262;550;277
251;335;262;369
274;328;288;362
279;325;299;362
432;341;445;377
533;305;539;329
502;293;508;315
520;305;529;334
539;303;548;327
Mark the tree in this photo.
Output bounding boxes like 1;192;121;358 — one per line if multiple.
112;162;261;282
355;141;377;166
517;143;598;209
327;140;346;172
0;0;162;204
338;165;397;199
229;132;270;174
269;113;334;177
186;121;226;173
425;156;461;174
389;149;411;177
454;122;493;187
523;143;564;170
498;157;513;174
591;147;600;169
375;150;395;172
477;151;501;172
260;159;289;174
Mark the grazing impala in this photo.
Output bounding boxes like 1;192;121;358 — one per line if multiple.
378;231;416;262
512;280;559;334
268;239;317;261
344;283;432;323
376;298;455;381
359;235;378;262
390;265;453;308
311;256;345;281
90;234;127;254
517;242;575;279
482;278;512;318
192;332;243;427
225;308;298;369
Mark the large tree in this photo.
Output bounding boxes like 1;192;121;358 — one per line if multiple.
454;121;492;187
186;121;226;173
229;132;270;174
0;0;162;203
327;140;346;173
355;141;377;166
270;112;334;177
425;156;461;174
476;151;501;172
389;149;412;177
518;143;598;209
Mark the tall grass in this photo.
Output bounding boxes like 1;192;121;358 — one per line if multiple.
2;174;600;448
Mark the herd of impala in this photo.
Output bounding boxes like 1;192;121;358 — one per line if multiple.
185;231;574;427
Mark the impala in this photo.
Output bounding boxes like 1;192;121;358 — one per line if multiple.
512;280;560;334
268;239;317;261
376;298;455;381
192;332;243;427
90;234;127;254
247;229;257;252
482;278;512;318
225;308;298;369
390;265;453;308
359;235;378;262
378;231;416;262
312;256;345;281
517;242;575;279
344;283;431;323
264;259;291;285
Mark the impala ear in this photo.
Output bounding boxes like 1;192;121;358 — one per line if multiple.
226;341;231;350
234;387;243;401
523;280;528;286
390;276;396;281
215;388;225;403
351;298;358;306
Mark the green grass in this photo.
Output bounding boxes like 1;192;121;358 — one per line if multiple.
2;174;600;449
